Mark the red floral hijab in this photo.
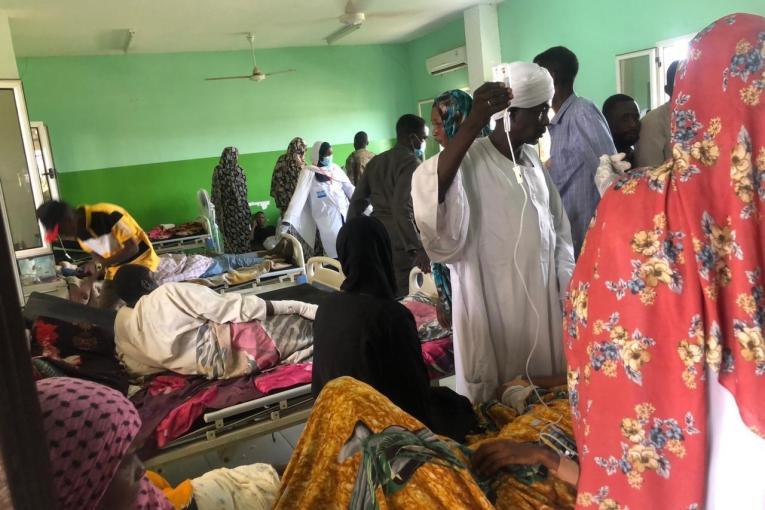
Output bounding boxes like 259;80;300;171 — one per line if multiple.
564;13;765;509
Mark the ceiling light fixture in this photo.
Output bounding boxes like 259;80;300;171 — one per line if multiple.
325;23;361;45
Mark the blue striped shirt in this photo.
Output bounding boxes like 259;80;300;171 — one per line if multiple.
548;94;616;258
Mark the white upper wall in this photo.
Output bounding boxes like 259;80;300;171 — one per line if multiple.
0;16;18;78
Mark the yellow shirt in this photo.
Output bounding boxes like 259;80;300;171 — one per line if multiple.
76;203;159;280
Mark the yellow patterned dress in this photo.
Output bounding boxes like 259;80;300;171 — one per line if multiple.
275;377;576;509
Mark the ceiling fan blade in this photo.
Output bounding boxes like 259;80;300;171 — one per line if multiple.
265;69;296;76
205;75;253;81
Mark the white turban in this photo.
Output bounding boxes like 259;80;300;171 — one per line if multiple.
507;61;554;109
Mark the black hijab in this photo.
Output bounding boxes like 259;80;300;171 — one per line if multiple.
315;142;332;183
337;216;397;299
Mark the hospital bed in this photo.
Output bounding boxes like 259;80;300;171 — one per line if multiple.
140;279;454;474
305;256;345;291
209;234;308;295
151;233;212;255
409;266;438;297
24;269;451;477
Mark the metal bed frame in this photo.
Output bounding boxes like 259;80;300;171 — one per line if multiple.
144;384;314;472
211;233;308;296
151;233;212;255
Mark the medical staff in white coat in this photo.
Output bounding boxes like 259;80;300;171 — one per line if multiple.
282;141;354;258
412;62;575;403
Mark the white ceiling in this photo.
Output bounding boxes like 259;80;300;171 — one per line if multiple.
0;0;491;57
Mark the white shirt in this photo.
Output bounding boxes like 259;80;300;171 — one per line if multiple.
634;102;672;168
412;137;575;402
115;282;268;377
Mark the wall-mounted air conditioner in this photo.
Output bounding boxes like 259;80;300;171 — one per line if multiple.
426;46;467;76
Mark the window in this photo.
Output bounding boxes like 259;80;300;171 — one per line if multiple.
615;48;659;114
615;33;696;114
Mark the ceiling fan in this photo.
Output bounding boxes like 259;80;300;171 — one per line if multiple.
324;0;420;45
205;34;296;82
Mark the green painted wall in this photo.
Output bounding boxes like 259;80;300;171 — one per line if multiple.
406;17;469;106
498;0;765;108
56;138;395;230
18;44;413;174
17;43;413;229
405;17;469;158
17;21;474;229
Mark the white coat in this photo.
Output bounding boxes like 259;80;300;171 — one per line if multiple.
283;163;354;258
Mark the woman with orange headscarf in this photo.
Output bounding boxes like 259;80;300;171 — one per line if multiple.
564;14;765;509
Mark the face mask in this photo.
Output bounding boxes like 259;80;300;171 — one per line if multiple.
319;155;332;167
411;135;426;160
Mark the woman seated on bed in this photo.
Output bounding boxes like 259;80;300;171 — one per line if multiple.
276;376;578;509
312;216;475;441
37;377;280;510
112;264;317;379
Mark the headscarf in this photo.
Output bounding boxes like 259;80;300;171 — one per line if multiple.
216;146;239;170
337;216;397;299
286;137;307;163
37;377;172;510
310;141;331;167
312;141;332;182
433;89;490;140
563;13;765;508
271;138;307;214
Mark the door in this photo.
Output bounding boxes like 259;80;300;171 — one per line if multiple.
30;121;60;201
615;48;659;114
0;80;50;258
656;34;695;103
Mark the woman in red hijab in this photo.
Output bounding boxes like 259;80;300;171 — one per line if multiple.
564;13;765;509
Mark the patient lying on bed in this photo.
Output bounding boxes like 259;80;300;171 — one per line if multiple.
112;264;317;379
153;251;266;284
276;376;578;510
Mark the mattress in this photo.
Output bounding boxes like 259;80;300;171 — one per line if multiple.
131;287;454;450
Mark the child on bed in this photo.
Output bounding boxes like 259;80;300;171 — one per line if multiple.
112;264;317;379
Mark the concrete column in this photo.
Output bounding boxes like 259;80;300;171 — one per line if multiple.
463;3;501;92
0;16;19;79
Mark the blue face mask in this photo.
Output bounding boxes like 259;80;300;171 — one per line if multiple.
411;134;425;160
319;155;332;167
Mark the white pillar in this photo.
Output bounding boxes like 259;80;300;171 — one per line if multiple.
0;16;19;79
463;3;501;92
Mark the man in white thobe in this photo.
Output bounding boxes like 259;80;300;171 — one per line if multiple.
412;62;575;402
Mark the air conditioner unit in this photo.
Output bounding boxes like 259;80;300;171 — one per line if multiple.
426;46;467;76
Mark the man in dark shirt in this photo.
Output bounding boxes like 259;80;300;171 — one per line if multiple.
251;211;276;250
602;93;641;166
348;114;430;296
